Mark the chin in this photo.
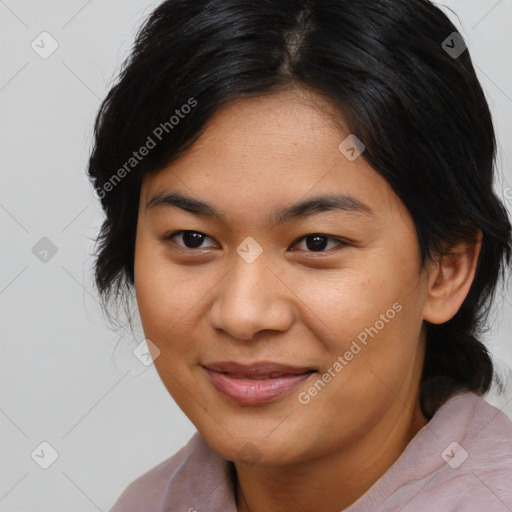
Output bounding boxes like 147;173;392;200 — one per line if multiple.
197;423;314;467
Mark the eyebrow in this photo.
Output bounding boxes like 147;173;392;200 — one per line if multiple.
145;190;375;224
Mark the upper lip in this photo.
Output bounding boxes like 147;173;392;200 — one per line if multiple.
203;361;315;377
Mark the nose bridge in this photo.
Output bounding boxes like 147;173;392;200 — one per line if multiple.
209;248;294;340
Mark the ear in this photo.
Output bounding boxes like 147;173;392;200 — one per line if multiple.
422;230;482;324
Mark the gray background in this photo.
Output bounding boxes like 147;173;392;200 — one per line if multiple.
1;1;511;510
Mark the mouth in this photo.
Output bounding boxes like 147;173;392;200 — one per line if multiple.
203;361;317;405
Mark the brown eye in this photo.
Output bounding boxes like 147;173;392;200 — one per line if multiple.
164;230;217;250
291;234;347;252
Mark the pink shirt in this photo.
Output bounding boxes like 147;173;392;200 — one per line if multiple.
110;391;512;511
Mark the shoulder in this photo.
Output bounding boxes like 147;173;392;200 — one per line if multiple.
400;391;512;511
442;391;512;471
350;391;512;512
442;392;512;510
108;432;212;512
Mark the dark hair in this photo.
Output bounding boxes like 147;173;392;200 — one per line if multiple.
87;0;512;418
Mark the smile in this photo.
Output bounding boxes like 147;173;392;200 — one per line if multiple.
203;362;317;405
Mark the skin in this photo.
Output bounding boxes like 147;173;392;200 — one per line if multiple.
133;87;482;512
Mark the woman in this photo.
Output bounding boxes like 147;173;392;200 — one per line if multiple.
87;0;512;510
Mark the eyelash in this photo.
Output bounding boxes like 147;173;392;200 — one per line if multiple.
162;230;350;254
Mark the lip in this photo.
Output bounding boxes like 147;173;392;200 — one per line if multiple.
203;361;316;405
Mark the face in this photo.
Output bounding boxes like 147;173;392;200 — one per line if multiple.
134;88;432;466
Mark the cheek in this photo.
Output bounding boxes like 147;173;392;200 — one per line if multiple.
286;268;401;350
135;269;200;348
134;246;203;399
134;238;185;343
298;259;424;366
134;235;201;334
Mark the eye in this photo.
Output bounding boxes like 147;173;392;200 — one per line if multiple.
290;233;348;253
163;231;349;253
163;230;218;250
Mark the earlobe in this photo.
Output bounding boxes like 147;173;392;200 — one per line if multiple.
422;232;482;324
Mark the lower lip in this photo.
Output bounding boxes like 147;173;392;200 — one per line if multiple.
205;369;314;405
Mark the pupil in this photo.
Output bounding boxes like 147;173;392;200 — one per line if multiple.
183;231;204;248
306;235;327;251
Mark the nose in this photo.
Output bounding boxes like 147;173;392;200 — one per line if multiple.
208;254;295;341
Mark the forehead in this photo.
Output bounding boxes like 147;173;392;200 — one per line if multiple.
184;88;347;161
140;88;404;224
